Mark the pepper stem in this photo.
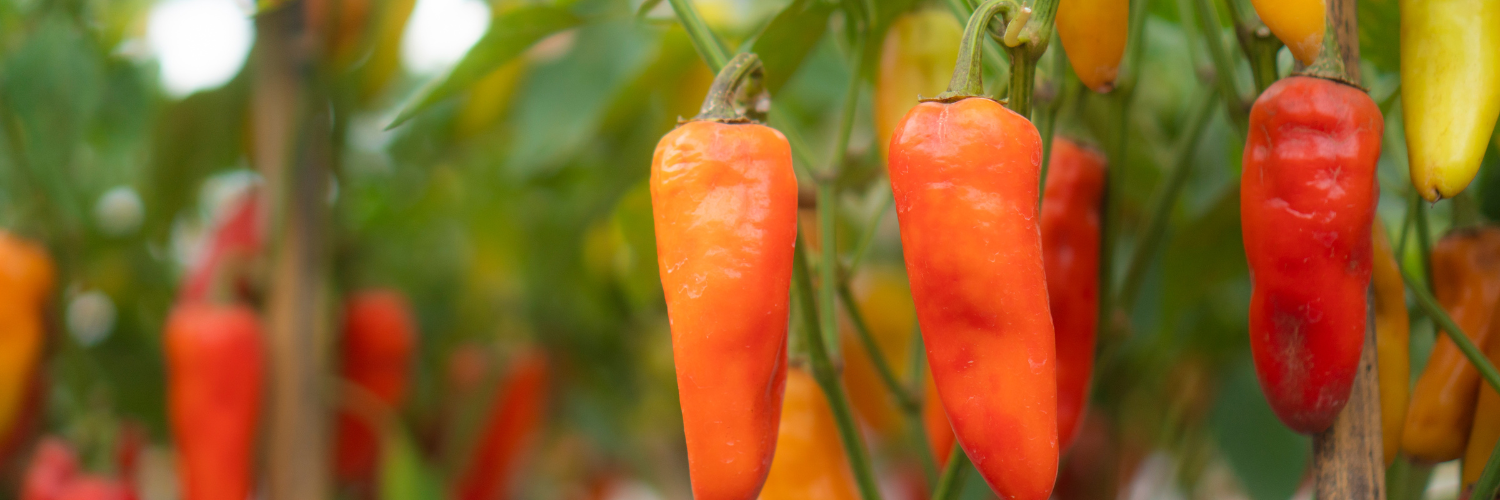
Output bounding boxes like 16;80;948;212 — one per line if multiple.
693;52;770;123
933;0;1020;102
1297;0;1359;87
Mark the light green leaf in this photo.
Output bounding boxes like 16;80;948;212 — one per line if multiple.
750;0;836;95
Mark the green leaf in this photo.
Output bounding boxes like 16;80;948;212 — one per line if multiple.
388;4;584;129
1209;359;1310;500
1359;0;1400;74
379;424;446;500
750;0;836;95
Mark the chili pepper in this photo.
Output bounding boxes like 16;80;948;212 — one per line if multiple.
453;350;548;500
841;267;917;437
56;476;129;500
335;289;417;483
1241;75;1382;434
23;438;79;500
0;232;54;446
165;303;265;500
180;189;262;304
1249;0;1324;64
1400;0;1500;201
759;366;860;500
888;4;1057;497
1463;322;1500;489
1041;138;1106;450
874;9;961;159
1371;222;1410;466
649;53;795;500
1055;0;1128;92
1402;228;1500;463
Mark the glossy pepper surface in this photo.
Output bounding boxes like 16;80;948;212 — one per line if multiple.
650;54;796;500
0;232;53;443
1371;222;1410;466
758;367;859;500
1403;228;1500;462
335;289;417;483
1250;0;1324;64
890;95;1057;500
841;267;917;437
1400;0;1500;201
874;10;961;159
165;303;265;500
1464;325;1500;489
454;350;548;500
1241;76;1382;434
1055;0;1128;91
1041;138;1106;450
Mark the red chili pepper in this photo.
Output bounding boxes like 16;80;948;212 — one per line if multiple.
888;5;1058;497
22;438;79;500
165;303;266;500
335;289;417;483
1041;138;1106;451
453;350;549;500
649;54;796;500
55;476;129;500
1240;75;1382;433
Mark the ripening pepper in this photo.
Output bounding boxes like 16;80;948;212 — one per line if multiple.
758;367;860;500
1400;0;1500;201
1463;322;1500;489
1055;0;1128;92
1041;138;1106;451
840;267;917;437
874;10;961;159
0;232;54;443
453;350;549;500
888;5;1058;497
1404;228;1500;462
1371;222;1410;466
165;303;266;500
335;289;417;483
1250;0;1324;64
1241;75;1382;434
650;53;796;500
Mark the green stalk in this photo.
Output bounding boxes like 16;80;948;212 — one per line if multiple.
937;0;1022;101
931;444;971;500
845;193;893;276
666;0;729;69
1036;36;1068;209
1413;194;1435;292
838;281;920;412
1400;266;1500;395
1471;449;1500;500
907;327;939;482
1117;88;1219;307
1221;0;1282;94
819;181;843;360
1099;0;1153;339
1190;0;1248;138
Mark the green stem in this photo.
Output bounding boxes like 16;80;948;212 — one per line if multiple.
694;53;768;123
907;327;939;483
1036;39;1067;209
1297;0;1353;85
819;182;843;361
845;193;893;276
1098;0;1154;339
838;281;920;412
666;0;729;69
1117;88;1219;307
1222;0;1282;94
1190;0;1248;138
931;444;970;500
1400;266;1500;396
1413;194;1435;292
945;0;1010;87
1007;44;1038;117
938;0;1021;101
1471;448;1500;500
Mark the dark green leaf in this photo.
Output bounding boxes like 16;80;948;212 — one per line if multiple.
1209;359;1310;500
1359;0;1400;74
388;4;584;129
751;0;835;95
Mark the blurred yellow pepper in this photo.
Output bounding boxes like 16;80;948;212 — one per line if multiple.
1400;0;1500;201
759;367;859;500
1055;0;1128;92
841;267;917;438
874;10;961;159
1250;0;1324;65
1372;223;1410;467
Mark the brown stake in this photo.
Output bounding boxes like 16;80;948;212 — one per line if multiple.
253;3;334;499
1312;292;1386;500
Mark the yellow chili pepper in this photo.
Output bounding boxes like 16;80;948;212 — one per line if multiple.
1055;0;1128;92
1401;0;1500;201
759;366;859;500
873;9;961;159
1372;222;1410;467
1250;0;1324;65
841;267;917;438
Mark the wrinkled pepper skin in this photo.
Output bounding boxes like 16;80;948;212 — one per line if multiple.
1464;324;1500;488
335;289;417;483
1055;0;1128;92
1371;222;1410;466
889;96;1058;500
874;10;961;159
1400;0;1500;201
454;350;548;500
1250;0;1324;64
165;304;265;500
1241;76;1382;434
841;267;917;437
651;119;798;500
758;367;859;500
0;232;54;441
1403;228;1500;462
1041;138;1106;451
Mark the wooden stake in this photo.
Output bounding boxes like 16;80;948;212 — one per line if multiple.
1312;293;1385;500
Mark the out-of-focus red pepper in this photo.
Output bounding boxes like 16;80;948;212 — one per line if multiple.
179;190;262;304
165;303;266;500
454;350;549;500
758;366;860;500
1240;75;1382;433
888;5;1058;497
55;476;129;500
22;438;78;500
1041;138;1106;450
335;289;417;483
650;54;795;500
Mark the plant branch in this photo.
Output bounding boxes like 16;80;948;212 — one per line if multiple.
1472;449;1500;500
1098;0;1155;339
931;444;970;500
1222;0;1282;94
845;193;893;276
838;281;920;412
1189;0;1249;138
666;0;729;69
1413;194;1435;292
1400;266;1500;396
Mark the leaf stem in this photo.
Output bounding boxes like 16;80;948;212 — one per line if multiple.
1399;266;1500;396
931;444;970;500
1413;194;1435;292
838;281;920;412
666;0;729;69
1189;0;1248;138
845;193;893;276
938;0;1022;101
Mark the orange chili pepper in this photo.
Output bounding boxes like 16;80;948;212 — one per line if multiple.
1055;0;1128;91
0;232;54;442
759;367;860;500
1463;314;1500;488
165;303;266;500
1371;222;1410;466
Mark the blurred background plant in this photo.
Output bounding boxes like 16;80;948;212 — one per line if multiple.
0;0;1490;498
